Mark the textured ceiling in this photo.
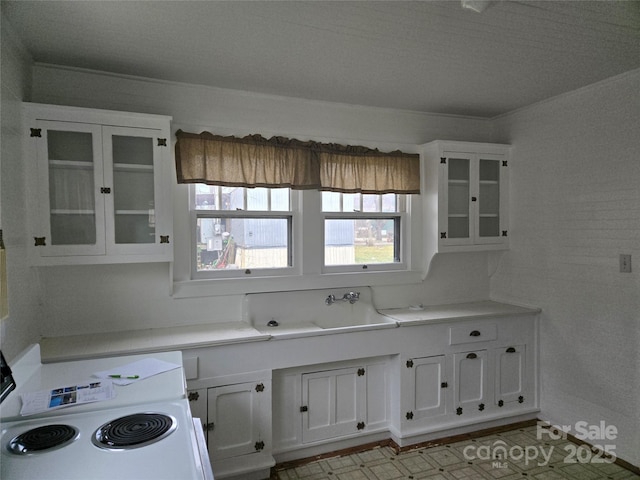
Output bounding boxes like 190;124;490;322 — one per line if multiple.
3;0;639;118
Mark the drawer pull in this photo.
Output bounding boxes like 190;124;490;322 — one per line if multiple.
470;330;481;337
506;347;516;353
466;353;478;359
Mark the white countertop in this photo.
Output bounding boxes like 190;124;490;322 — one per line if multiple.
39;301;540;362
379;300;540;325
40;322;270;362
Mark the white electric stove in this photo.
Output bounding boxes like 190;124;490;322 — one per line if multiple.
1;345;214;480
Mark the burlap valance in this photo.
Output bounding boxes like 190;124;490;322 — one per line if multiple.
175;130;420;194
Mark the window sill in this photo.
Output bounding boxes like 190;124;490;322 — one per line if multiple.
171;270;424;299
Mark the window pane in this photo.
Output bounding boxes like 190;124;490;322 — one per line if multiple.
381;194;397;212
325;218;399;266
323;192;403;213
197;217;290;271
196;185;290;212
270;188;290;211
195;185;218;210
222;187;242;210
247;187;269;211
362;194;380;212
344;193;360;212
321;191;341;212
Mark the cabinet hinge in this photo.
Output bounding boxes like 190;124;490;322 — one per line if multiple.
356;422;366;431
300;406;308;413
406;411;414;420
255;441;265;451
478;403;485;411
188;391;200;402
502;230;508;237
502;160;508;167
203;422;215;431
157;138;167;147
255;383;265;392
34;237;46;247
160;235;170;244
100;187;111;194
440;232;447;239
456;407;463;416
30;128;42;137
498;400;504;407
441;382;448;388
440;157;447;164
518;396;524;404
406;359;414;368
357;368;365;376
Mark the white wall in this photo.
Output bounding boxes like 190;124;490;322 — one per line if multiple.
0;16;39;361
490;70;640;467
24;65;494;338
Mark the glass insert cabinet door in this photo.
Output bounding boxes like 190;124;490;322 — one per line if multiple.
34;121;166;257
477;158;501;239
446;157;471;240
441;152;505;245
36;121;106;256
102;126;166;255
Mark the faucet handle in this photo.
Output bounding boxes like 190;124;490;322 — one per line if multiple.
325;294;336;305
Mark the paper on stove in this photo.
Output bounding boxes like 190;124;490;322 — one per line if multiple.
92;357;181;385
20;380;116;416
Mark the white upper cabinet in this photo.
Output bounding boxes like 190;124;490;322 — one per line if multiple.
24;103;173;265
422;141;510;271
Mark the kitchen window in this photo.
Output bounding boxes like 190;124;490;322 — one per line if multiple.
176;130;422;291
322;192;406;272
191;185;296;278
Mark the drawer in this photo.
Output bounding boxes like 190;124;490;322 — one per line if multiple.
449;323;497;345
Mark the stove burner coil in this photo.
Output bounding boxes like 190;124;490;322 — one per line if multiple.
92;412;177;450
8;424;79;454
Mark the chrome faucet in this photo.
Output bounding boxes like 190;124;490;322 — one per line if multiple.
342;291;360;304
325;292;360;305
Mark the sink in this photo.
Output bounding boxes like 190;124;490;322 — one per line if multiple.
244;287;397;339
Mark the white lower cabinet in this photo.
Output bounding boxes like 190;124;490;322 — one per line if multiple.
187;374;273;480
302;366;366;443
494;344;527;407
399;319;536;441
187;309;538;467
402;355;448;424
453;349;489;417
273;358;389;453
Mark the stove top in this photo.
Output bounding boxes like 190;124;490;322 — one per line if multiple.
0;345;213;480
92;412;177;450
7;424;79;454
1;400;206;480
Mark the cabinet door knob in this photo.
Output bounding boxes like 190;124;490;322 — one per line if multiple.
471;196;477;202
300;406;308;412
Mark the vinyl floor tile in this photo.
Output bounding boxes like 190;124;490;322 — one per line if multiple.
273;426;640;480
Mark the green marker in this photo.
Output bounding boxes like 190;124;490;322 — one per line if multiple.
108;374;139;379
